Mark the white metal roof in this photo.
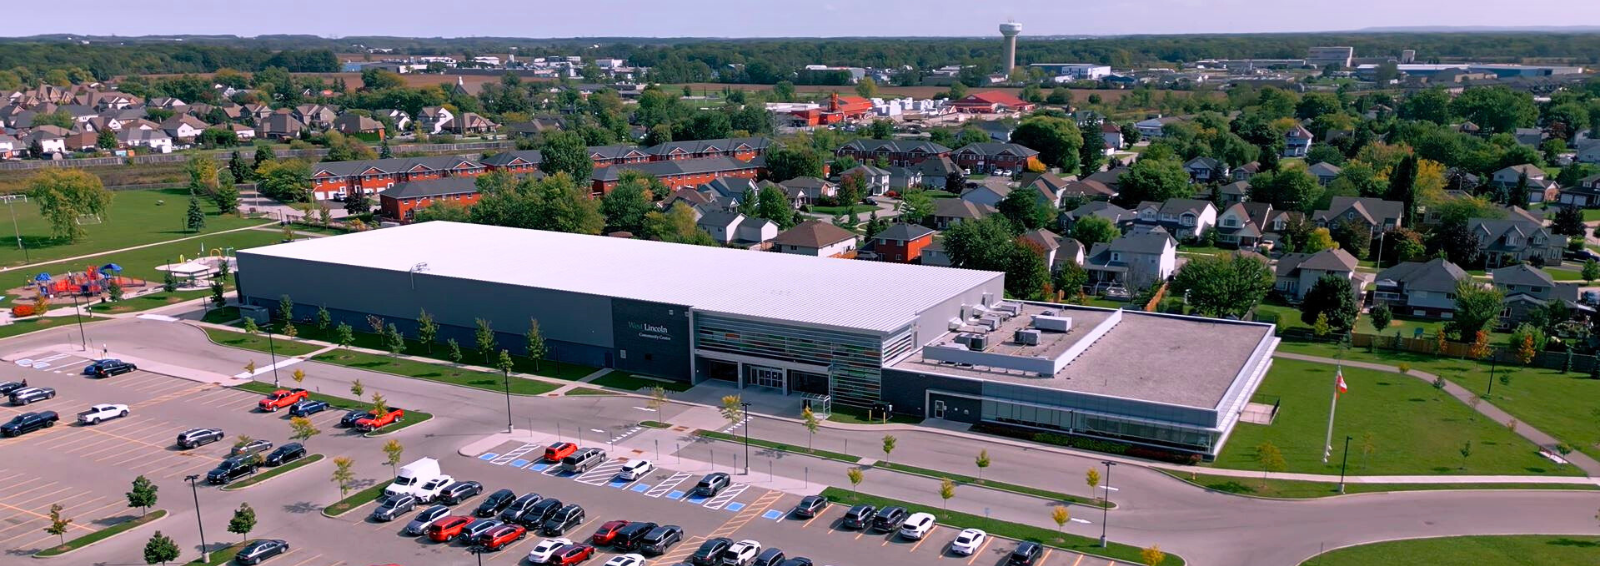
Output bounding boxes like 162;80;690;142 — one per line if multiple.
238;222;1001;334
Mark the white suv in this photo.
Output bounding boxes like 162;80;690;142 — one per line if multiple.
899;512;936;540
412;475;455;503
618;460;654;481
722;539;761;566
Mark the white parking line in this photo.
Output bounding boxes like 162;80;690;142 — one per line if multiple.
573;459;626;485
702;483;749;510
491;443;539;465
645;472;692;498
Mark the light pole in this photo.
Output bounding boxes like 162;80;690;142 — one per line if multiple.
502;365;513;434
1338;435;1353;494
264;324;280;387
1098;460;1116;548
183;474;210;563
6;197;26;263
1486;355;1497;396
69;291;87;351
741;402;751;475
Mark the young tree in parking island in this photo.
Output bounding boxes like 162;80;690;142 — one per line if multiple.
331;456;356;499
847;467;864;494
801;406;819;452
350;379;365;398
1086;467;1102;502
416;309;437;352
384;439;405;478
975;449;991;482
384;323;405;357
475;318;496;363
648;385;668;425
1051;505;1070;531
243;317;259;335
227;502;256;542
938;478;955;510
371;392;389;418
1141;544;1167;566
316;306;332;332
289;416;320;445
126;475;158;516
447;339;464;364
291;368;306;386
720;395;744;427
1254;442;1286;487
143;531;180;565
525;319;547;372
44;503;71;545
881;435;897;464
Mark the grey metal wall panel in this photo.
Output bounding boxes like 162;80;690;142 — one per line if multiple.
610;299;692;381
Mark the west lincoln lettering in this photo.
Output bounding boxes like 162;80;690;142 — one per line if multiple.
629;321;673;341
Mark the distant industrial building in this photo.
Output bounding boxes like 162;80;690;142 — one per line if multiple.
1307;46;1355;68
1030;63;1112;81
1354;63;1586;80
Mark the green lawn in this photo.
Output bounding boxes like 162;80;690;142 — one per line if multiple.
696;430;859;464
1252;302;1308;333
0;316;99;340
1164;470;1598;499
222;454;324;491
323;481;393;517
200;306;240;324
34;509;167;557
0;188;274;269
273;322;596;381
589;371;693;392
923;190;960;199
1212;359;1575;476
875;462;1105;507
807;204;878;216
87;289;210;314
11;225;286;286
1361;316;1447;338
1277;339;1600;463
1583;209;1600;222
184;541;250;565
204;327;323;357
234;381;432;435
1300;535;1600;566
311;348;560;396
1544;268;1585;281
566;387;619;396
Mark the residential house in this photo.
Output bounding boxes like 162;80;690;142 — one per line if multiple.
1309;162;1342;186
911;156;963;188
1131;198;1217;240
0;134;20;159
22;131;66;155
1283;124;1314;158
1060;201;1135;234
779;177;837;208
948;91;1036;114
242;104;274;122
227;123;256;141
1312;196;1404;232
884;166;926;194
1019;229;1084;271
444;112;497;135
932;199;995;230
292;104;339;129
1491;164;1546;188
479;150;543;174
160;114;208;142
1058;179;1118;202
1232;162;1261;182
1468;215;1564;267
919;239;952;267
1083;229;1178;292
960;178;1059;211
1182;157;1228;183
1197;181;1250;207
840;164;891;196
1577;143;1600;165
332;113;385;136
115;129;172;154
950;143;1040;175
147;97;186;110
592;155;765;197
867;223;936;263
1274;248;1360;301
696;210;778;248
61;131;97;152
1100;122;1123;151
834;139;951;167
771;220;857;257
1559;174;1600;208
309;156;486;201
646;138;770;163
973;120;1014;142
1133;116;1183;139
1083;167;1129;195
1512;128;1545;148
417;107;454;135
1213;202;1281;249
1492;264;1588;329
372;109;412;131
257;111;305;140
1371;258;1469;319
378;176;484;222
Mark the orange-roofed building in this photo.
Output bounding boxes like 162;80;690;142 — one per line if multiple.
787;93;875;127
950;91;1036;114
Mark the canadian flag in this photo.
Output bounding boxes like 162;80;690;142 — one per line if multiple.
1336;369;1349;397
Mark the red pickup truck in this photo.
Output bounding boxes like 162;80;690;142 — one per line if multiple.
257;389;309;412
355;408;405;431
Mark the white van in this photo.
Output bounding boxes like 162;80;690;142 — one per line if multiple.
385;457;443;498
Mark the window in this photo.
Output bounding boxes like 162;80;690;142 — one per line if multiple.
1111;252;1122;262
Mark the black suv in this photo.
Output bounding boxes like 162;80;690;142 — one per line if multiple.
516;498;563;527
206;456;258;484
474;489;515;517
691;472;731;497
93;360;137;377
841;504;877;529
8;387;56;406
611;521;658;552
0;381;27;397
540;504;585;536
264;443;307;466
438;480;483;505
640;524;684;555
1;411;58;437
498;493;543;522
176;428;224;449
689;537;731;566
870;506;908;532
1009;541;1043;565
339;409;373;428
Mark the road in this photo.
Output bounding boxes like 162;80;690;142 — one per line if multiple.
2;313;1597;566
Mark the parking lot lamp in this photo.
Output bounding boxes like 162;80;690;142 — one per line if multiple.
264;324;280;387
183;474;210;563
1338;435;1353;494
1098;460;1116;548
741;401;751;475
69;292;87;351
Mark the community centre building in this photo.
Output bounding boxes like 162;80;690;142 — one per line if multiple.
235;222;1277;459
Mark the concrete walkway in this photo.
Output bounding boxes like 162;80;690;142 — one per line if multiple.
1275;351;1600;476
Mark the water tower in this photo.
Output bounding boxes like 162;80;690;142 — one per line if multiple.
1000;22;1023;74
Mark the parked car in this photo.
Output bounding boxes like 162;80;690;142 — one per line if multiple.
776;559;813;566
263;443;306;467
479;524;527;551
0;381;28;397
618;459;653;481
405;504;452;535
517;498;564;527
840;505;877;530
354;408;404;432
560;448;606;473
692;472;731;497
690;537;732;566
257;388;308;412
206;456;259;484
461;519;504;541
528;537;573;564
722;539;761;566
77;404;129;425
1008;541;1043;565
604;554;646;566
544;442;578;462
500;493;544;522
951;528;987;556
82;359;124;375
340;409;376;428
92;360;138;377
551;543;596;566
287;399;329;417
640;524;684;554
413;475;456;503
438;480;483;505
1;411;58;437
372;493;419;522
235;539;289;564
591;520;630;545
791;495;826;518
9;387;56;406
898;512;935;540
230;439;273;458
611;521;658;552
871;506;908;532
176;428;224;449
752;547;786;566
425;516;473;543
541;504;586;536
475;489;516;517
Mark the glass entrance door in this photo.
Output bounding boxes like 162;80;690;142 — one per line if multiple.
747;366;785;390
933;400;946;419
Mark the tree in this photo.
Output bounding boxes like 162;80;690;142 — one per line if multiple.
1253;441;1286;487
243;317;258;335
754;185;799;229
1248;167;1322;212
1585;260;1600;284
1141;545;1168;566
646;385;668;426
881;434;897;464
640;206;718;246
335;322;354;350
897;189;935;225
1360;432;1376;470
126;475;158;516
97;128;117;150
764;145;825;182
475;318;496;362
1171;253;1274;318
343;189;371;216
997;189;1053;230
289;415;320;445
845;467;865;493
1450;86;1537;134
1115;158;1190;206
938;478;955;510
44;503;71;545
600;172;656;234
1011;116;1084;173
1071;216;1119;247
1448;282;1505;339
1554;206;1587;237
227;502;257;542
1511;323;1542;365
144;531;180;565
496;349;515;379
855;77;879;99
1328;219;1371;259
447;339;463;364
290;368;306;387
801;405;819;451
1369;303;1393;333
944;215;1017;271
350;379;365;399
1079;125;1106;175
26;168;113;242
538;130;593;181
1458;440;1473;470
331;456;356;498
383;438;405;478
108;277;124;301
974;449;991;482
1298;274;1358;333
383;323;404;356
1086;467;1102;501
254;158;313;202
410;309;437;353
1004;242;1051;300
720;395;744;427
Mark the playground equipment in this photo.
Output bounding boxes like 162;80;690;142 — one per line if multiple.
31;264;148;298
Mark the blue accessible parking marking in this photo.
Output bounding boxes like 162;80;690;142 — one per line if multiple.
530;463;551;472
761;510;783;520
630;484;651;493
478;453;499;461
510;459;529;468
726;502;745;512
608;478;631;488
667;490;686;500
685;495;708;504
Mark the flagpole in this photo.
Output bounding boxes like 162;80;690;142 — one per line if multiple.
1323;363;1340;464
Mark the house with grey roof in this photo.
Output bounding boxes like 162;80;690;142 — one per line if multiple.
864;223;936;263
1131;198;1217;240
1083;229;1177;292
1312;196;1404;232
1371;258;1469;319
834;139;952;167
771;220;857;257
932;198;995;230
258;111;304;140
840;164;891;196
0;134;20;159
961;177;1060;210
1019;229;1084;271
779;177;836;208
1559;174;1600;208
695;210;776;248
1308;162;1342;186
333;113;385;136
1060;201;1135;234
116;128;172;154
1284;124;1314;157
1214;202;1282;249
1183;157;1225;183
1491;264;1589;329
1491;164;1547;188
950;142;1039;175
1274;248;1360;301
1468;215;1563;267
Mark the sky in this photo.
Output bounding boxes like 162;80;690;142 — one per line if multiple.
13;0;1600;38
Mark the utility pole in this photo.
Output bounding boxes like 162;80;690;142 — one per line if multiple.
1338;435;1353;494
69;291;87;351
183;475;210;563
265;324;280;387
6;197;26;262
1098;460;1115;548
502;366;514;434
741;402;751;475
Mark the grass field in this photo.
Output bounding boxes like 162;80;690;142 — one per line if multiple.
34;509;166;557
1211;359;1576;476
0;316;99;340
87;289;211;314
271;322;596;381
1544;268;1586;281
234;381;433;435
311;348;561;396
1277;340;1600;463
204;327;323;357
17;225;286;286
589;371;692;392
807;204;878;216
322;481;392;517
222;454;324;491
1163;470;1599;499
1299;535;1600;566
0;189;273;269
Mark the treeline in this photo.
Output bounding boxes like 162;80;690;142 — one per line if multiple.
0;43;338;83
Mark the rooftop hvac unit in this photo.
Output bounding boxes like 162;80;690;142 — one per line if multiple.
978;315;1001;330
1033;315;1073;332
952;333;974;347
994;303;1022;316
1015;329;1041;345
967;333;989;351
947;319;964;331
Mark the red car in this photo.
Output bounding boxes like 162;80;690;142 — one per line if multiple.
257;389;308;412
355;408;405;432
551;544;596;566
544;442;577;462
591;520;629;545
425;516;472;543
479;524;526;551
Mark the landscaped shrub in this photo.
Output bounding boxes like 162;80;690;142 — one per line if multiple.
11;304;35;317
